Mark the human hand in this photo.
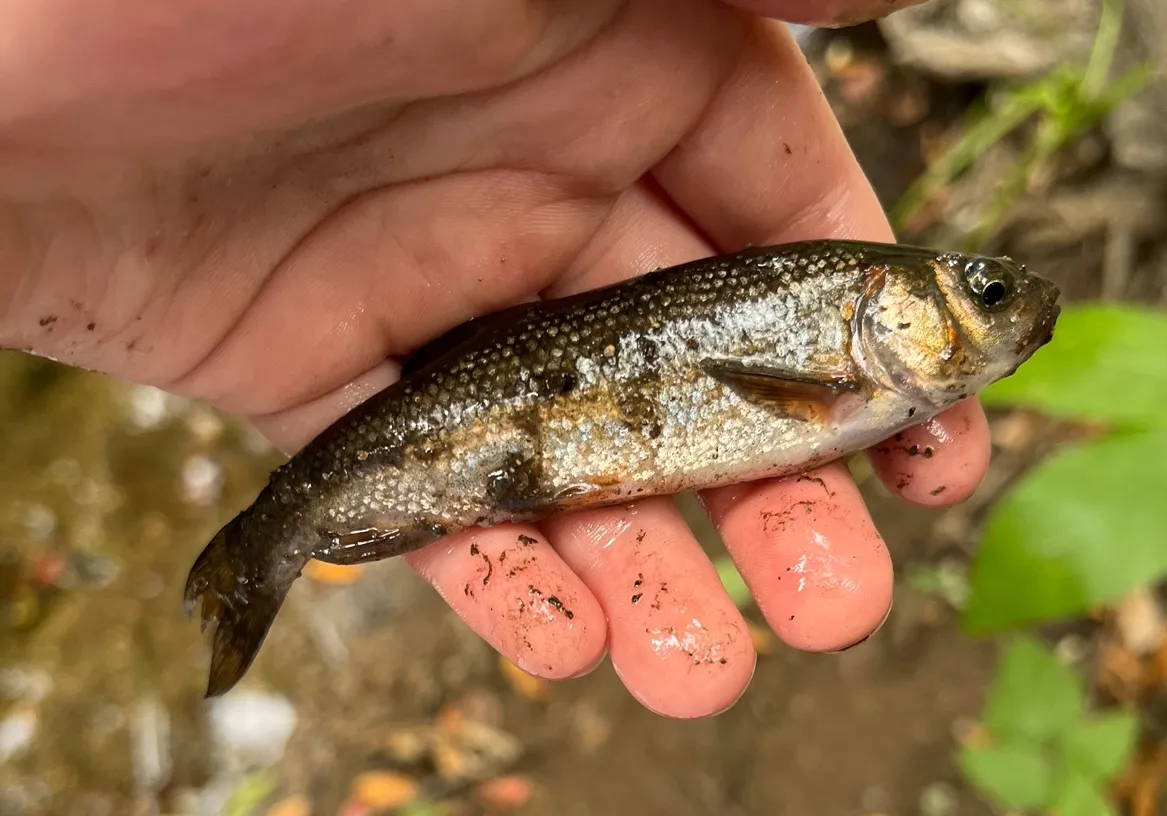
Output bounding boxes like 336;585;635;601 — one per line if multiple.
0;0;983;718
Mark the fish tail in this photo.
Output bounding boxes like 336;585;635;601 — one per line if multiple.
183;520;301;698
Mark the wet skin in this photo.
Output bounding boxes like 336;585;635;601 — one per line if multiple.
2;0;998;717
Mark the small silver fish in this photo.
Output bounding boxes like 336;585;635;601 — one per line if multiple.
184;239;1060;696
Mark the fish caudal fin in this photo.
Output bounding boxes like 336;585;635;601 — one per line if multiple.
183;523;296;698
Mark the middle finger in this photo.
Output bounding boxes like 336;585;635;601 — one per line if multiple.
540;181;757;719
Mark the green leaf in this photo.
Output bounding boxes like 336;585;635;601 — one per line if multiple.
981;303;1167;430
713;556;752;609
962;428;1167;633
1049;772;1118;816
889;88;1041;231
981;636;1084;744
400;801;447;816
958;742;1055;809
222;770;278;816
1060;710;1140;781
905;562;970;609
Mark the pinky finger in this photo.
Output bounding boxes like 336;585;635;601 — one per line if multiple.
867;399;991;507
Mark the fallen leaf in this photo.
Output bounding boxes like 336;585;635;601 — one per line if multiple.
436;704;464;733
1112;741;1167;816
1115;588;1165;657
264;794;311;816
334;799;372;816
475;775;534;811
350;771;419;810
304;561;364;586
498;658;548;701
569;700;610;754
888;87;928;126
955;721;991;749
746;621;776;656
221;772;281;816
1096;637;1145;704
432;737;470;782
384;725;432;765
824;38;854;76
1149;639;1167;688
835;59;885;106
432;717;523;782
458;688;504;727
989;410;1043;453
28;551;65;587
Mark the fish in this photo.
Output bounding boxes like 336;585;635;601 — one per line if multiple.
183;239;1060;697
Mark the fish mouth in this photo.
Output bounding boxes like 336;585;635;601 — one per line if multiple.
1021;279;1061;356
1031;302;1060;349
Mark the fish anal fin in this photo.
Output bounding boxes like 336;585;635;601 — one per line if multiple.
314;520;446;566
700;358;863;422
400;300;543;378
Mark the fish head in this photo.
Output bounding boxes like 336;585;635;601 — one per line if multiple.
852;249;1060;407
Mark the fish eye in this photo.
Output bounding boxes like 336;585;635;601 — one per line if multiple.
964;260;1014;312
981;279;1008;306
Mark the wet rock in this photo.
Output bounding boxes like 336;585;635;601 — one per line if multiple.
1106;0;1167;174
475;775;535;811
53;550;120;590
880;0;1167;177
0;667;52;703
22;504;55;541
918;781;959;816
125;385;189;431
179;455;222;506
0;780;51;816
130;695;171;794
0;709;37;763
879;0;1092;80
184;407;225;445
205;690;297;772
1006;173;1165;251
567;699;611;755
861;784;891;813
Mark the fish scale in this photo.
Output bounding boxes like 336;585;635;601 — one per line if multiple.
183;239;1060;697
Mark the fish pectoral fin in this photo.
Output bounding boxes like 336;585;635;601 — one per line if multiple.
700;358;861;422
314;521;446;566
489;481;608;521
550;482;609;508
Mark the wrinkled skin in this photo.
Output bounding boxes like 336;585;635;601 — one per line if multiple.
0;0;987;718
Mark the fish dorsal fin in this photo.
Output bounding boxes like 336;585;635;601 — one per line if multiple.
399;300;543;378
700;358;861;422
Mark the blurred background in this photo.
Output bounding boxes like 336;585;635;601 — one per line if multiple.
3;0;1167;814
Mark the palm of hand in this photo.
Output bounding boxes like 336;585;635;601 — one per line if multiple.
0;0;985;717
